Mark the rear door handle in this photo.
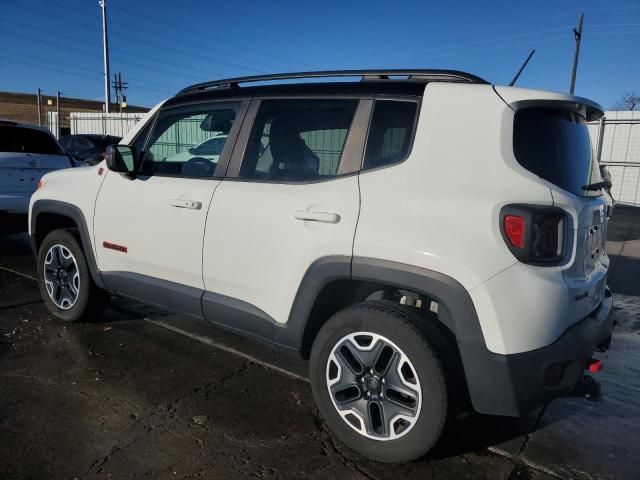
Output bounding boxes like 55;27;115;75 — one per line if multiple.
294;210;341;224
169;199;202;210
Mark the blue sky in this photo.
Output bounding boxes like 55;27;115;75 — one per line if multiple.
0;0;639;108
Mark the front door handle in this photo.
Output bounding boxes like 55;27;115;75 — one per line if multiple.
294;210;341;224
169;199;202;210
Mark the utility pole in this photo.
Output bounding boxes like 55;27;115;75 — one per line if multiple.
99;0;111;113
570;12;584;95
36;88;42;126
56;90;61;139
112;72;129;112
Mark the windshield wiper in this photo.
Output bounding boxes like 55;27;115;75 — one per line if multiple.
582;180;612;191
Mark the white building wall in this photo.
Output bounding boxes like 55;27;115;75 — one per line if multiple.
69;112;145;138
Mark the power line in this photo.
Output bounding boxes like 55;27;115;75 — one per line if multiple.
362;25;573;64
0;56;174;97
2;0;282;73
36;0;302;69
0;47;179;92
4;19;227;79
0;28;220;81
383;35;568;67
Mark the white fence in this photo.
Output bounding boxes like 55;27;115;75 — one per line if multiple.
589;111;640;206
70;112;145;138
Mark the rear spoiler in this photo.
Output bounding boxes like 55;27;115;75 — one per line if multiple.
494;86;604;122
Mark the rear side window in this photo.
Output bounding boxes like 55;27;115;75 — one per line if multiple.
240;99;358;181
513;108;601;197
0;125;63;155
363;100;418;170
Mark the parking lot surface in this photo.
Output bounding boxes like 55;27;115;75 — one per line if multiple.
1;207;639;479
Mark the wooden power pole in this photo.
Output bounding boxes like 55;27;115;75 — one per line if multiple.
570;12;584;95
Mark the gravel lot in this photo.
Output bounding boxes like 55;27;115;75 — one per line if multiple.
1;207;639;480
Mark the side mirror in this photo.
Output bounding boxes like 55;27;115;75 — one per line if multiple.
105;144;137;174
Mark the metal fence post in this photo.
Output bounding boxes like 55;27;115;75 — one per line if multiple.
596;116;606;163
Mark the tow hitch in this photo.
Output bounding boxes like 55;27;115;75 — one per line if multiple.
571;358;604;402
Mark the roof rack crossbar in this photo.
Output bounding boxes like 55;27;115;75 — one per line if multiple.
177;69;488;95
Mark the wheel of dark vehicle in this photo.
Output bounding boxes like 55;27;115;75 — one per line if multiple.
37;229;106;322
310;301;447;463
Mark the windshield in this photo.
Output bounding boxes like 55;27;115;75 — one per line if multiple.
0;125;64;155
513;107;601;197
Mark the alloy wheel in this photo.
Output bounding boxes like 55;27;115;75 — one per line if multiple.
326;332;422;440
43;244;80;310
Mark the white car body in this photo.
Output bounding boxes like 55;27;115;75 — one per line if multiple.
29;71;613;426
1;121;71;214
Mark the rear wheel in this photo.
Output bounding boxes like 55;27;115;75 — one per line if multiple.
37;229;107;322
310;301;447;463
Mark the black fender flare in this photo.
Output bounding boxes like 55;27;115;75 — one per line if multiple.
30;199;105;289
290;256;519;415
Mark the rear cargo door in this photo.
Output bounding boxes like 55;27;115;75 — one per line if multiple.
511;103;609;321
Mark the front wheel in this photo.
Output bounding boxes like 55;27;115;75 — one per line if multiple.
310;301;448;463
37;229;106;322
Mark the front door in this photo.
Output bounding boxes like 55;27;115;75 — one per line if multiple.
93;100;247;315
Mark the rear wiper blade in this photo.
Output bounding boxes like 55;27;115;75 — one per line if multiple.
582;180;612;191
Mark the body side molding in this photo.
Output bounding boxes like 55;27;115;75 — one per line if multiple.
101;272;204;319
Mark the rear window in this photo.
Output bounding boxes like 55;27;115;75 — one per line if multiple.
0;125;64;155
513;108;601;197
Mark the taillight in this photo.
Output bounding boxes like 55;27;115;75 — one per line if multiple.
37;179;43;189
500;205;566;265
503;215;525;248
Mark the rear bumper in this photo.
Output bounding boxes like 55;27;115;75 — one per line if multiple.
462;287;614;416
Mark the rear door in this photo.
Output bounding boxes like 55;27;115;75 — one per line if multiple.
0;124;71;212
201;97;371;334
93;100;248;315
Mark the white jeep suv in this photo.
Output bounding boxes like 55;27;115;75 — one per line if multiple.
29;70;613;463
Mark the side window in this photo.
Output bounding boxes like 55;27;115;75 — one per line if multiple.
141;102;242;178
363;100;418;170
240;99;358;181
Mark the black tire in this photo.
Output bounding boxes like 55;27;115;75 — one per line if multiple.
310;301;447;463
37;229;107;322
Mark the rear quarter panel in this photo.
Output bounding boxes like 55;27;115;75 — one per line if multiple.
354;83;553;291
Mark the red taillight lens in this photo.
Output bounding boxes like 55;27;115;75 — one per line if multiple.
504;215;525;248
37;179;43;189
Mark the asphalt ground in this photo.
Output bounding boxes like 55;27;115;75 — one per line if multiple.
1;207;639;480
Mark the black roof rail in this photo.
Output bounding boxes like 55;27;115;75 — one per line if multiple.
177;69;489;95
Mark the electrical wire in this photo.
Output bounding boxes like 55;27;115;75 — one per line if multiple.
0;47;179;93
0;55;173;98
0;29;219;81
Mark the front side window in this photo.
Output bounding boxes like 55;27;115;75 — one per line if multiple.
363;100;418;170
0;125;64;155
142;102;241;178
240;99;358;181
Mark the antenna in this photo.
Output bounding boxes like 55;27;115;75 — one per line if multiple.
509;49;535;86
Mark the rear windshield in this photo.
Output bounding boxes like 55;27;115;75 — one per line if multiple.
0;125;64;155
513;108;601;197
